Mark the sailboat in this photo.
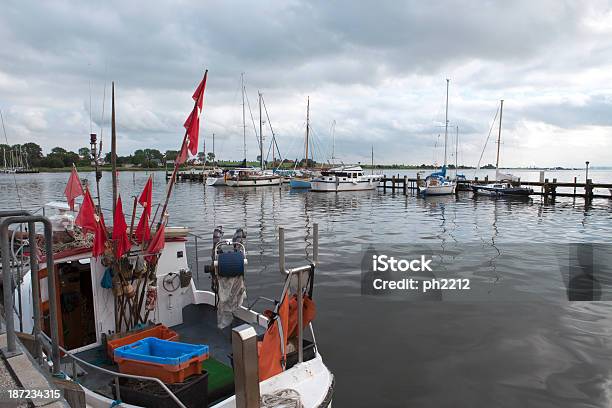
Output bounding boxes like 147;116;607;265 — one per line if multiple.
472;100;533;196
290;97;315;189
420;79;457;196
226;77;281;187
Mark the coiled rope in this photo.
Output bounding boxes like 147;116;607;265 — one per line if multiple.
260;389;303;408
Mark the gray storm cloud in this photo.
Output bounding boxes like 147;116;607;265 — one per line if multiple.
0;0;611;167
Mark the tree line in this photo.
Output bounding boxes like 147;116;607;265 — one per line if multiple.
1;142;217;169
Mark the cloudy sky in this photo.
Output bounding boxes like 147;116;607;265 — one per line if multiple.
1;0;612;167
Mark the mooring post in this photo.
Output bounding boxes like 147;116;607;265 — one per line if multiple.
586;179;593;201
403;176;407;195
313;223;319;265
392;175;396;193
552;178;558;199
544;178;549;198
484;175;488;183
232;324;260;408
573;176;577;196
279;227;285;274
383;174;387;191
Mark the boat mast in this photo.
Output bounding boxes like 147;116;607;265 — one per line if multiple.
305;97;310;169
496;99;504;178
444;78;449;168
331;120;336;164
242;73;246;164
371;145;374;175
259;91;263;169
455;126;459;177
111;81;118;214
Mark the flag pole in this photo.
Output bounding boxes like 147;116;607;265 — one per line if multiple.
111;81;118;215
158;69;207;227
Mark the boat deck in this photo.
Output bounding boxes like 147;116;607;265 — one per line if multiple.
69;303;260;399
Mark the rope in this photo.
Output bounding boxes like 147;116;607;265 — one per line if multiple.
261;389;303;408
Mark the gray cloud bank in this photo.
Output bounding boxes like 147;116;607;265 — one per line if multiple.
1;0;611;167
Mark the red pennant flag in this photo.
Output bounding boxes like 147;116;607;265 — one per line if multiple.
75;189;97;233
64;166;84;211
183;72;208;157
92;212;108;257
145;223;165;262
134;211;150;243
112;195;131;258
134;176;153;243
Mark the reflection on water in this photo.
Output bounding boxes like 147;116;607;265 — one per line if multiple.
2;170;612;407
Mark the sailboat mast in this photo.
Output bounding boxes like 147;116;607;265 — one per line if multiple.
455;126;459;177
496;99;504;177
242;73;246;164
259;92;263;169
305;97;310;168
444;78;449;168
371;145;374;175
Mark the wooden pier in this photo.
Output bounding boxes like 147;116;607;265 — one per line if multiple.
378;174;612;200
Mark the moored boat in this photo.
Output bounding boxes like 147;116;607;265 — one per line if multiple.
225;167;281;187
311;165;381;192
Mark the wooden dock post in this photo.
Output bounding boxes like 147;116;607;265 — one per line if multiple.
551;178;557;199
543;178;549;198
391;175;396;193
484;175;489;183
573;176;577;196
403;176;407;195
585;179;593;202
383;174;387;192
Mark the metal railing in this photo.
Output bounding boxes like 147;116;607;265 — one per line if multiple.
0;213;60;375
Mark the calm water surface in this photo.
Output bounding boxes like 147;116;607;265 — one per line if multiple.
2;170;612;408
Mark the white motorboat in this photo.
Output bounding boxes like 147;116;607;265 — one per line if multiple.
311;165;381;192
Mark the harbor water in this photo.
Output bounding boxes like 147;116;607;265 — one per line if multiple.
1;169;612;407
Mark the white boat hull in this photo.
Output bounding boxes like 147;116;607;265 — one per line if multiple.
420;183;456;196
310;179;379;192
226;176;281;187
206;177;226;186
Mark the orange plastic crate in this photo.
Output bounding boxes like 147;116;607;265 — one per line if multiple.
107;324;179;359
115;352;209;384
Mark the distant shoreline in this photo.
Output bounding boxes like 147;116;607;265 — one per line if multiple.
20;165;607;173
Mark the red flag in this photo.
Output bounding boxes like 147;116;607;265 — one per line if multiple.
134;211;150;243
134;176;153;243
64;167;84;211
145;223;165;262
92;212;108;257
183;72;207;157
75;189;97;233
112;195;131;258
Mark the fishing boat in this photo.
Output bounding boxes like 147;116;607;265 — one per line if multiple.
420;79;456;196
472;100;533;197
310;165;381;192
1;72;333;408
6;204;333;408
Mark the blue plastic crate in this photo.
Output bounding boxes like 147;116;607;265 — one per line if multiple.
114;337;208;366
